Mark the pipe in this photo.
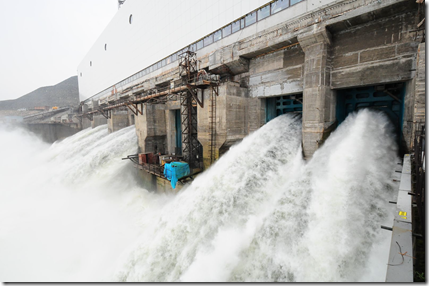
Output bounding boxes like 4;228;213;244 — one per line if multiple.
85;85;188;115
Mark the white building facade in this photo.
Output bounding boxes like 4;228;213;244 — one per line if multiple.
77;0;335;102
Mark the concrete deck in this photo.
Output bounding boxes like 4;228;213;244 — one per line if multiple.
385;154;413;282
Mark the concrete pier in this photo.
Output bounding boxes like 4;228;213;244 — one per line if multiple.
198;81;256;168
135;104;167;154
92;114;107;129
108;108;130;133
298;28;336;158
22;122;80;143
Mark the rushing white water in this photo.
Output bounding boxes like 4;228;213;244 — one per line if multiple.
0;109;398;282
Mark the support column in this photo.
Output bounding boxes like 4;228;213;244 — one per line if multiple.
298;27;336;159
81;104;91;129
134;104;167;154
400;42;425;151
92;114;108;128
108;107;129;133
198;81;251;169
90;100;107;128
198;87;226;169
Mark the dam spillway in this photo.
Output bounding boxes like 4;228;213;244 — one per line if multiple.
0;110;399;282
77;0;425;172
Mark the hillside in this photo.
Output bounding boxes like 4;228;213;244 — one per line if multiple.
0;76;79;110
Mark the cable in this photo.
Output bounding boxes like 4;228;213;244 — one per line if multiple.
387;241;405;266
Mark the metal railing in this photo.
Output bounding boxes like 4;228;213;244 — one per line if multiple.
412;124;425;239
122;154;165;178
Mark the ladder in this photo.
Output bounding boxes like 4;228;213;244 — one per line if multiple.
208;85;218;164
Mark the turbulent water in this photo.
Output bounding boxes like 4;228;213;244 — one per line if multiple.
0;109;398;282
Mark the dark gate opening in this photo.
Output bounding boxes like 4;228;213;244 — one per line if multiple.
266;94;303;122
175;109;182;155
336;83;406;152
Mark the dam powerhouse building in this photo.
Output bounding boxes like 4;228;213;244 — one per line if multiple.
77;0;425;191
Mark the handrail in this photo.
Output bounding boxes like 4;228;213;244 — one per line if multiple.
412;124;425;239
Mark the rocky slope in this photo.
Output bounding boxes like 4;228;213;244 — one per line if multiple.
0;76;79;110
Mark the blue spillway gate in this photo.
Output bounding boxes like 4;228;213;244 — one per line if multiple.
336;83;406;153
336;84;405;134
266;94;303;122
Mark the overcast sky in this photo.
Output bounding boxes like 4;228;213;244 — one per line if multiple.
0;0;118;101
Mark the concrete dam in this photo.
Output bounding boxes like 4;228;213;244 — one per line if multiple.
0;109;402;281
0;0;424;282
78;0;425;193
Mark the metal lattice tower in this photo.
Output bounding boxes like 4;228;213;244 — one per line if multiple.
179;51;200;168
178;50;198;80
180;91;199;167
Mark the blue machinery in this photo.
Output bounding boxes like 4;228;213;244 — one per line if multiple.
164;162;191;189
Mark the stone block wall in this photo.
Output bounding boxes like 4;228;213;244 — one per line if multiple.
413;43;426;130
248;46;305;98
403;42;426;150
198;85;227;169
330;10;418;88
197;81;261;169
298;28;336;158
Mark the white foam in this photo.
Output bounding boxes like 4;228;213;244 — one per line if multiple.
0;110;398;282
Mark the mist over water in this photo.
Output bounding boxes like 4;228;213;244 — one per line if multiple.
0;125;168;282
0;110;398;282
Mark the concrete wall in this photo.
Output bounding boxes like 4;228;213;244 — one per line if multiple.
88;0;423;177
298;28;336;158
197;81;260;168
135;0;422;161
330;10;417;88
92;114;107;129
164;100;181;155
136;168;185;193
135;104;167;154
107;108;130;133
77;0;426;196
81;117;92;129
201;0;421;158
248;45;305;98
413;43;426;127
237;0;420;158
402;78;416;152
23;123;80;144
403;42;426;150
413;43;426;132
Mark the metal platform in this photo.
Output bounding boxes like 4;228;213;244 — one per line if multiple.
122;154;202;185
